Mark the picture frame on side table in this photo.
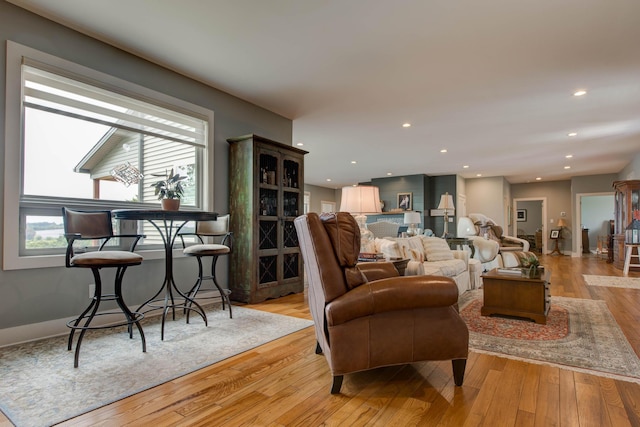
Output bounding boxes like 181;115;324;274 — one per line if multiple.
550;229;560;239
517;209;527;222
397;192;412;211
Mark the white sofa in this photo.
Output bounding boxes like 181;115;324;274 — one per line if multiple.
367;235;471;295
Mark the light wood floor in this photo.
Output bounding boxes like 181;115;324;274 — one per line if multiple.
4;255;640;426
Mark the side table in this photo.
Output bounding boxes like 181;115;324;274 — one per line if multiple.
445;237;475;258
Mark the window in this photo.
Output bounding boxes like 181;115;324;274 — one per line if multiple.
4;41;214;269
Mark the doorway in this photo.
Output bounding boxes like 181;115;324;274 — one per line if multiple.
576;192;614;256
513;198;547;254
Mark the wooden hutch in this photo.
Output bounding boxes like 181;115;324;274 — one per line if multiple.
227;134;307;303
612;180;640;270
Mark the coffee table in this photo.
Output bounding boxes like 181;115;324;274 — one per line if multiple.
481;268;551;324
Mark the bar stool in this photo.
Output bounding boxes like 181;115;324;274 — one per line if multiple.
623;244;640;275
62;208;146;367
180;214;233;321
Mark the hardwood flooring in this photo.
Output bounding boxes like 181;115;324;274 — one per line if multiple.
4;255;640;426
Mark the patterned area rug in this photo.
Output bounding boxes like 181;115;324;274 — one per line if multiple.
459;290;640;383
0;304;313;427
583;274;640;289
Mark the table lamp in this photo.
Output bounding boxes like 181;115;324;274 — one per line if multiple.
404;211;421;236
438;192;455;238
340;185;382;234
557;218;567;238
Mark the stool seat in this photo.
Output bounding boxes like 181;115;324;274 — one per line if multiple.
70;251;144;266
183;244;230;256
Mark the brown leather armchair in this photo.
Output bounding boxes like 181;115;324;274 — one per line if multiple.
295;212;469;394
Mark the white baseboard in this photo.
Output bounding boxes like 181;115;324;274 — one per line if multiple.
0;290;223;348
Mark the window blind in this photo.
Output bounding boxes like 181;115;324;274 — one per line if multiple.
22;62;207;147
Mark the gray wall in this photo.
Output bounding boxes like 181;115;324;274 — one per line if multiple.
304;184;338;213
516;200;543;235
0;2;292;338
465;177;507;225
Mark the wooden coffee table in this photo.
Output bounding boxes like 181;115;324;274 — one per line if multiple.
481;268;551;324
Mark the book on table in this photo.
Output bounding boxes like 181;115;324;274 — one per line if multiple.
358;252;384;262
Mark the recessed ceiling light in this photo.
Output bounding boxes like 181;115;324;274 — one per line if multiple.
573;90;587;97
386;172;393;176
326;178;332;182
476;174;482;177
402;123;411;128
463;165;469;169
568;132;577;137
440;149;447;153
296;142;304;146
564;166;571;169
350;160;357;164
536;177;542;181
566;154;573;159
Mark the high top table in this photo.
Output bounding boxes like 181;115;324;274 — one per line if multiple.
112;209;218;339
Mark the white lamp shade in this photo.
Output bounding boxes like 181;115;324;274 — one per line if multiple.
340;186;382;214
404;212;421;225
437;193;455;212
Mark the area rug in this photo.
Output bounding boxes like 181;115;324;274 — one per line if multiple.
583;274;640;289
459;290;640;383
0;305;314;427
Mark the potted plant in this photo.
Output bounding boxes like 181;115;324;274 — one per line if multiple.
150;168;187;211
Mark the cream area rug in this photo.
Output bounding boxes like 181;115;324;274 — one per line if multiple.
583;274;640;289
0;304;313;427
459;290;640;383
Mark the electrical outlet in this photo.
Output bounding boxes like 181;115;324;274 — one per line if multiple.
89;284;95;299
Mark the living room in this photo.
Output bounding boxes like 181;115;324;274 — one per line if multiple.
1;1;640;426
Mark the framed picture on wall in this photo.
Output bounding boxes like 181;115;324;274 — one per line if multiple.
516;209;527;222
397;192;412;211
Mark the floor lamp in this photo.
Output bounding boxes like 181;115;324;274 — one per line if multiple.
340;185;382;238
438;192;455;238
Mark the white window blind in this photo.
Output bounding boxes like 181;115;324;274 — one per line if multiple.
22;61;207;147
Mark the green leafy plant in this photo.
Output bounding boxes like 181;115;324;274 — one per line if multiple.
150;168;187;200
524;255;540;276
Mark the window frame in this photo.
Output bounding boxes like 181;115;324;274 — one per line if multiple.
3;41;214;270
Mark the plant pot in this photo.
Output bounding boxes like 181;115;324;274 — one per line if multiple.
161;199;180;211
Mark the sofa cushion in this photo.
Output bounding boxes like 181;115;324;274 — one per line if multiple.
375;238;403;259
421;237;454;261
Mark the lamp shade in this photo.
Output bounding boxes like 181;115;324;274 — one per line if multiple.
340;186;382;214
557;218;567;227
404;212;421;225
437;193;455;212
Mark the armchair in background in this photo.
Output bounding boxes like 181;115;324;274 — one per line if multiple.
295;212;469;394
457;216;501;271
461;213;529;252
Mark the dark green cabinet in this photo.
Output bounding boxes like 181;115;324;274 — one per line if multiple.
227;134;307;303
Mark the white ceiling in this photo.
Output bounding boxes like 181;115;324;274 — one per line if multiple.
9;0;640;188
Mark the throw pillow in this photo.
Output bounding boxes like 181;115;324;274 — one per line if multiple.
422;237;454;261
375;238;403;259
402;246;425;263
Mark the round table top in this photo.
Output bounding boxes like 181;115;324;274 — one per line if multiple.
112;209;218;221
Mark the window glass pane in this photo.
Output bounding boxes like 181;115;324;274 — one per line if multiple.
25;215;65;250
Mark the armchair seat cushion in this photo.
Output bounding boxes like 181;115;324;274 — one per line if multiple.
326;276;459;326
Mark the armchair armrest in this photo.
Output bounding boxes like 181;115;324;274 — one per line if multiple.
358;262;399;281
502;235;530;252
326;276;459;326
451;250;469;268
466;236;499;263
